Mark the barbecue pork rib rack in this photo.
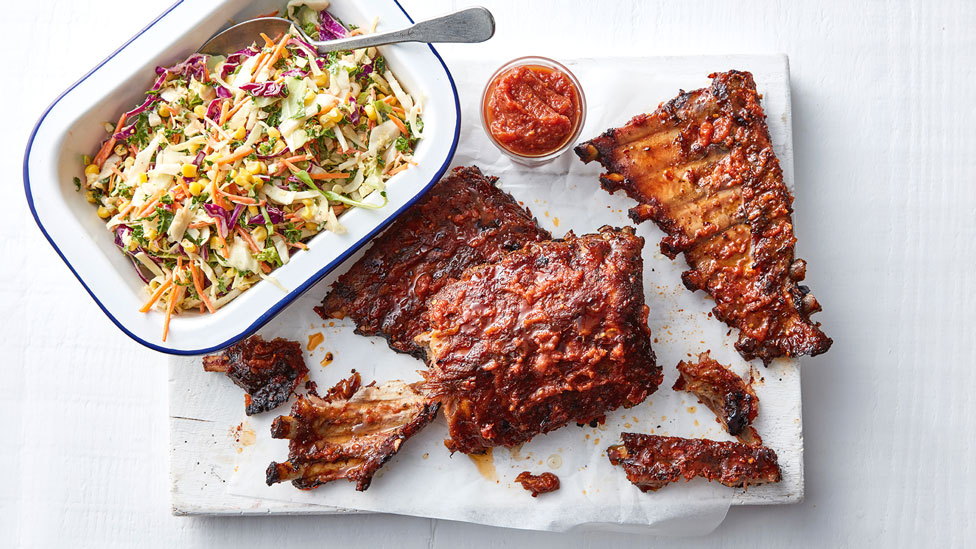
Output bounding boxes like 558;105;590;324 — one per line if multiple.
575;70;831;364
417;226;661;454
316;166;551;359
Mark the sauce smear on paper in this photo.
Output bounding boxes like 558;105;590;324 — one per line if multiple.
468;448;498;481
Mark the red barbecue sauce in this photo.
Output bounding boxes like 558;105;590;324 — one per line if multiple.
484;65;582;157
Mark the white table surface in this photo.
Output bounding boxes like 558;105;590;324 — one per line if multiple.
3;0;974;546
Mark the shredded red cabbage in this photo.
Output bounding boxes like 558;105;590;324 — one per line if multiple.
203;203;231;238
240;81;287;97
205;98;222;121
114;225;131;249
156;54;209;82
220;47;259;78
247;205;285;225
319;10;348;40
346;95;361;124
229;203;245;231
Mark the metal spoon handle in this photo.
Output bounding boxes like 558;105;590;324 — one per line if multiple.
311;7;495;54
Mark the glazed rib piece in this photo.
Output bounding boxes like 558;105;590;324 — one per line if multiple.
674;352;761;445
607;433;781;492
202;335;308;415
266;372;439;491
417;226;661;454
316;166;551;358
575;71;831;364
515;471;561;497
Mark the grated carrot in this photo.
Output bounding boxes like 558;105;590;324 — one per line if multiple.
389;115;408;135
189;262;215;314
136;188;168;218
236;226;260;253
93;113;127;168
213;146;254;165
308;172;350;180
139;276;173;313
162;285;184;342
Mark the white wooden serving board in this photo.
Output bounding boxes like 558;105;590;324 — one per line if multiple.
169;54;803;517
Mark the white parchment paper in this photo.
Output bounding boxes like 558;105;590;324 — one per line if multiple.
221;56;802;533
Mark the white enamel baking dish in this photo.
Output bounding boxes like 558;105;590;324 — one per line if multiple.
24;0;460;354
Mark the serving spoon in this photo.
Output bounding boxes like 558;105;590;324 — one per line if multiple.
199;6;494;56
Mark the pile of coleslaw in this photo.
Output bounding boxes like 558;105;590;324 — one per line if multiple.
76;1;423;340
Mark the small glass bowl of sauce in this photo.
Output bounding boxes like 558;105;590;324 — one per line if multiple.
481;56;586;166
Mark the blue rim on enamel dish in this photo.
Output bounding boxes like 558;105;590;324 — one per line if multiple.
23;0;461;355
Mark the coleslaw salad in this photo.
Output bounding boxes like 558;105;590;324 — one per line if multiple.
76;1;423;341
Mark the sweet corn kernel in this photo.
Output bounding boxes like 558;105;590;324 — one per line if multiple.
364;104;377;121
247;205;259;217
272;140;287;154
188;181;205;196
313;73;329;87
244;160;266;175
324;108;343;123
114;144;128;156
252;179;264;190
139;172;148;184
304;222;318;231
267;127;281;140
301;205;316;220
158;104;170;118
146;228;158;240
251;226;267;242
85;191;96;203
148;240;160;252
194;105;208;118
97;206;113;219
304;91;316;105
181;239;197;253
85;164;100;176
210;236;222;249
301;199;315;208
234;174;252;188
233;126;247;140
181;164;198;178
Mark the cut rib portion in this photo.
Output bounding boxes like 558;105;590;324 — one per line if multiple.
515;471;560;497
316;166;551;358
418;226;661;454
607;433;781;492
674;352;761;445
266;372;439;491
202;335;308;415
575;70;831;364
